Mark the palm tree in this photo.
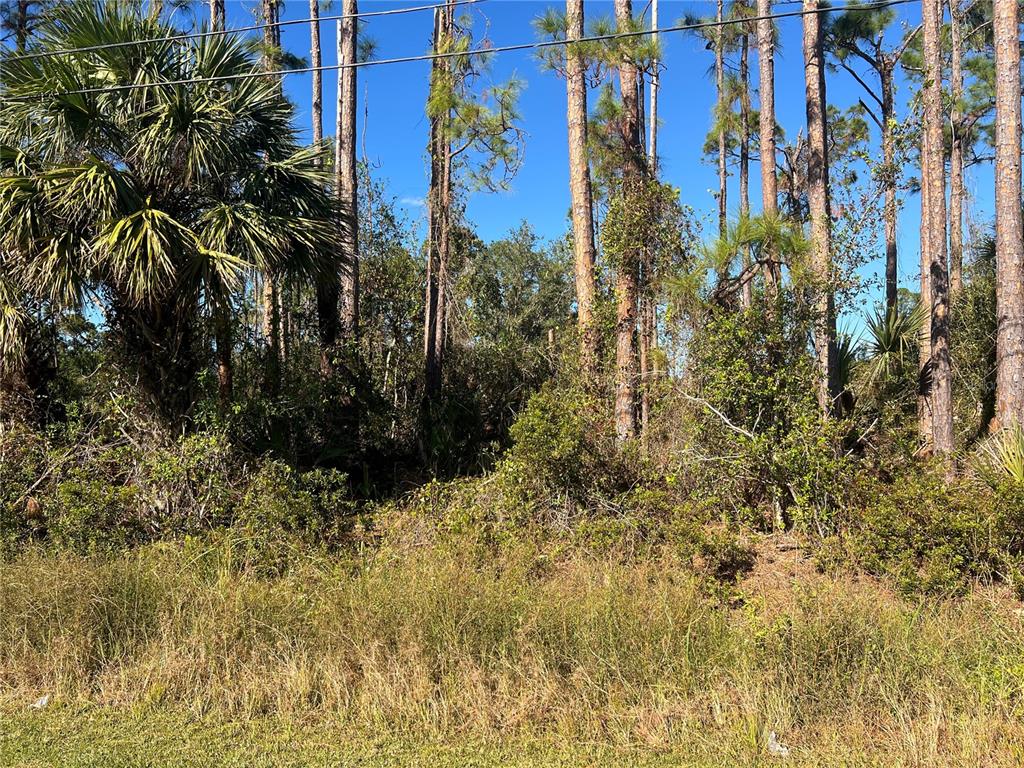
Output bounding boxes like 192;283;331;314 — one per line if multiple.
993;0;1024;429
0;1;340;422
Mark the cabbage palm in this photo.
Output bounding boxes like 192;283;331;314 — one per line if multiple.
0;0;341;420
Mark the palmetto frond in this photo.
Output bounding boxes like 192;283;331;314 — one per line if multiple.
861;301;926;387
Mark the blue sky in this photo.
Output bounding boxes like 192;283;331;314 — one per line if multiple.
197;0;996;314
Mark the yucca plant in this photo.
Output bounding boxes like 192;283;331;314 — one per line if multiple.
0;0;341;420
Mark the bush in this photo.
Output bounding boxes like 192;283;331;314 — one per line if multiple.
834;467;1024;596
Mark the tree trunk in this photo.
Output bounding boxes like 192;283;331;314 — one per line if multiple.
566;0;599;379
261;0;283;394
309;0;338;377
994;0;1024;428
923;0;953;455
716;0;728;239
614;0;642;445
338;0;360;340
757;0;779;293
424;3;453;401
949;0;965;296
648;0;659;172
209;0;224;31
918;127;934;444
881;66;899;312
740;26;752;308
803;0;837;415
214;300;233;411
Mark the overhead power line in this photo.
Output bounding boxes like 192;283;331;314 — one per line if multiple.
2;0;918;102
5;0;485;63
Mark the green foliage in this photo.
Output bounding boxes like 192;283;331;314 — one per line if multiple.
835;468;1024;596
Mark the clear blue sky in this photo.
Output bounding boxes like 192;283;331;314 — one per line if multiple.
196;0;996;315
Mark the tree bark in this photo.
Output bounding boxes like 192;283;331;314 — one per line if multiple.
757;0;779;293
716;0;728;239
881;65;899;312
648;0;659;172
566;0;599;379
209;0;224;31
424;3;453;401
994;0;1024;428
309;0;339;377
949;0;965;296
918;126;934;444
923;0;953;455
740;25;752;308
803;0;837;415
338;0;360;340
261;0;283;394
214;300;233;410
614;0;642;445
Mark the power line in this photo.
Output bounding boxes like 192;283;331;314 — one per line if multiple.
2;0;917;102
5;0;485;63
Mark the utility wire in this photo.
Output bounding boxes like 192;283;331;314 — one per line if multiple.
5;0;485;63
2;0;917;102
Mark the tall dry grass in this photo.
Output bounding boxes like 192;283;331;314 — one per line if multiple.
1;537;1023;762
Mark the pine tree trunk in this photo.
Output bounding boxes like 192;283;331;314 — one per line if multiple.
923;0;953;455
740;27;752;309
918;127;934;444
648;0;659;172
994;0;1024;428
566;0;599;379
716;0;728;239
215;300;233;411
757;0;779;293
310;0;339;377
338;0;360;341
803;0;837;415
261;0;283;394
614;0;642;445
949;0;965;296
209;0;224;31
424;4;452;401
881;66;899;312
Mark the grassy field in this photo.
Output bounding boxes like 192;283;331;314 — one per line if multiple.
1;537;1023;767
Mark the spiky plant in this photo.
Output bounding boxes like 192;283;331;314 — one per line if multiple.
0;0;340;420
861;301;927;388
974;423;1024;487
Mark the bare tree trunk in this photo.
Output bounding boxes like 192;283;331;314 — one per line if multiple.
261;0;283;395
918;128;934;444
803;0;837;415
716;0;728;239
209;0;224;31
338;0;360;340
740;26;752;308
310;0;339;377
923;0;953;456
424;3;453;401
881;66;899;312
614;0;642;445
566;0;599;379
949;0;965;296
994;0;1024;428
757;0;779;293
648;0;659;172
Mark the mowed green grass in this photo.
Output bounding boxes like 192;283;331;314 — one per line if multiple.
0;708;694;768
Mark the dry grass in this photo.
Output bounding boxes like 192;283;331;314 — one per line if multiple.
1;536;1023;765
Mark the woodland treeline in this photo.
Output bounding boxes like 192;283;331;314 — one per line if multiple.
0;0;1023;595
